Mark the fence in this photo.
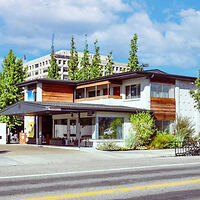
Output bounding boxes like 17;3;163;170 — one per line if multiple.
175;141;200;156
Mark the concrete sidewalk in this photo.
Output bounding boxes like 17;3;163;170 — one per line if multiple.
0;144;175;160
0;144;199;177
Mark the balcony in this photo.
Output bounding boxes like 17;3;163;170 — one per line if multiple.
75;80;122;102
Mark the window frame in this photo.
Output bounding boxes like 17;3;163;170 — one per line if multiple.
125;84;141;99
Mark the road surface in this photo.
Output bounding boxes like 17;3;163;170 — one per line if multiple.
1;161;200;200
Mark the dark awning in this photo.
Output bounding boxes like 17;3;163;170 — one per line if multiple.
0;101;151;116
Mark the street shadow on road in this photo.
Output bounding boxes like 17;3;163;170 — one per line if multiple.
0;150;10;154
113;189;200;200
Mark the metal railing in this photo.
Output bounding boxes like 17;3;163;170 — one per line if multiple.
175;141;200;156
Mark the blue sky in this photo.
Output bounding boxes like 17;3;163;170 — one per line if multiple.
0;0;200;77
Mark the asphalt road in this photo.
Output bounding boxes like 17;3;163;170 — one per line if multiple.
1;161;200;199
1;145;200;200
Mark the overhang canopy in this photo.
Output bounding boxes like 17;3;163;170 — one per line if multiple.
0;101;150;116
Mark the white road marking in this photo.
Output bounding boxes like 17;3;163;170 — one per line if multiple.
0;162;200;180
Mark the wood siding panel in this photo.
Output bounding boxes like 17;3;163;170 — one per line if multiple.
42;83;73;102
151;97;176;120
75;95;122;102
76;81;111;89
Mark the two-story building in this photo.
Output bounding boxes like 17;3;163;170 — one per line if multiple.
0;69;199;147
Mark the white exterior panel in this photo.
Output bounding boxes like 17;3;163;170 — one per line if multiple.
175;80;200;135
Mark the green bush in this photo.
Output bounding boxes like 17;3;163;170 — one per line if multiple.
174;116;195;141
150;131;176;149
125;133;136;149
130;112;155;146
96;141;129;151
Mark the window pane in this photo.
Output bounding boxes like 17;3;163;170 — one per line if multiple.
80;118;95;138
76;89;84;99
88;91;95;97
163;120;171;133
151;83;162;97
103;88;107;95
126;86;130;99
131;85;137;98
163;85;169;98
126;84;140;99
99;117;123;139
137;84;141;98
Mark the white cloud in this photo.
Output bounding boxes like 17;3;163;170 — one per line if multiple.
0;1;199;71
89;9;200;69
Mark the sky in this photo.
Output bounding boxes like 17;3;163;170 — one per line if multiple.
0;0;200;77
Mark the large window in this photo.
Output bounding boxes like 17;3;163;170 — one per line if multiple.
126;84;140;99
99;117;123;139
151;83;174;98
80;118;95;138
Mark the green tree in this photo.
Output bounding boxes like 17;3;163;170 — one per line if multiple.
190;70;200;110
47;46;60;79
129;112;155;146
78;35;90;80
127;33;143;72
105;51;114;76
0;49;27;129
67;36;79;80
90;40;102;79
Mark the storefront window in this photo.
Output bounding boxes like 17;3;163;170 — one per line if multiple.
54;119;67;138
80;118;95;138
99;117;123;139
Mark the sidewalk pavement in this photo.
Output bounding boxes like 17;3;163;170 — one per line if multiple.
0;144;197;177
0;144;175;159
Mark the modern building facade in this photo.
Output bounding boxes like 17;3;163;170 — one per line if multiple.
24;50;128;80
0;69;199;147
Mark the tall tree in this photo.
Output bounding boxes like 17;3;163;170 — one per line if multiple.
67;36;79;80
90;40;102;79
0;49;27;129
127;33;143;72
47;45;60;79
190;70;200;110
78;35;90;80
105;51;114;76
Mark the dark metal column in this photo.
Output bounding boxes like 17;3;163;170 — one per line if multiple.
35;116;39;145
77;112;81;148
39;116;42;145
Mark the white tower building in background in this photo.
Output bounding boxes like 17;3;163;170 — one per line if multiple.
24;50;128;80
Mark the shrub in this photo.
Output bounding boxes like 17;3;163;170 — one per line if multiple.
125;133;136;149
96;141;129;151
150;131;176;149
173;116;195;141
130;112;155;146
